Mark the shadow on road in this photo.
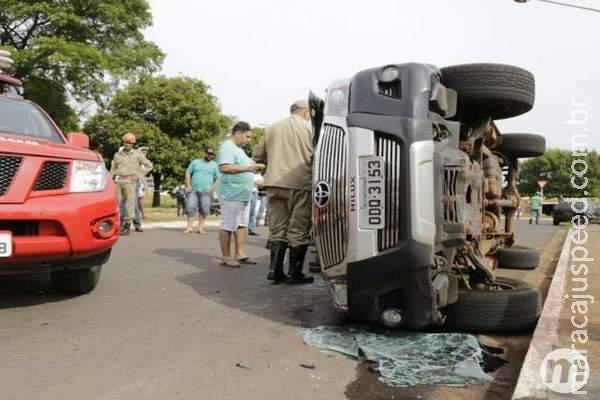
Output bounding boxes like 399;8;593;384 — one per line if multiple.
0;273;71;309
154;243;348;329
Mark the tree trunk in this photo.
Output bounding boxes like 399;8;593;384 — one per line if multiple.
152;172;161;207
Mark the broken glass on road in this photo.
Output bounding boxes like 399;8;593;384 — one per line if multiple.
303;326;495;387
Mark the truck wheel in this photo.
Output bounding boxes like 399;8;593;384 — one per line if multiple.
495;133;545;159
440;63;535;121
444;277;540;332
51;265;102;295
494;246;540;270
553;219;560;226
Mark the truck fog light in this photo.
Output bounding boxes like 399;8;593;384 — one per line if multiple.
93;219;115;239
381;308;403;327
98;221;112;234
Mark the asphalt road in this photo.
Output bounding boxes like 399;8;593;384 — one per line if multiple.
0;220;564;400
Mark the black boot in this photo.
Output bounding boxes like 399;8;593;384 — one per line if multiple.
267;241;288;283
308;247;321;273
286;245;313;284
120;222;131;236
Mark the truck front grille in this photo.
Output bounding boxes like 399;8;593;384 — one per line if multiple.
376;135;402;251
0;220;39;236
34;161;68;191
0;155;22;196
313;124;348;269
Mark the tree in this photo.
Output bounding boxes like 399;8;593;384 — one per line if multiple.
84;75;231;206
245;126;265;157
518;149;600;198
0;0;164;128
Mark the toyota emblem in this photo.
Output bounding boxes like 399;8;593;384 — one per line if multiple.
313;181;331;208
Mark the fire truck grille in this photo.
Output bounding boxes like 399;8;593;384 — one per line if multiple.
313;124;348;269
0;155;22;196
34;161;68;191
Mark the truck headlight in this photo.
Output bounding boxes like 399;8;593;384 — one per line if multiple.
69;160;107;192
378;65;400;82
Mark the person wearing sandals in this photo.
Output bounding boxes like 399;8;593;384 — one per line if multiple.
217;122;265;267
184;148;219;234
252;100;314;284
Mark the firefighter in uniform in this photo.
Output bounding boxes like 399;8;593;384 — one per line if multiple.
252;100;314;284
109;132;153;235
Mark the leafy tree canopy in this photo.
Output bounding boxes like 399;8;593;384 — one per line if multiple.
518;149;600;198
245;126;265;157
84;75;231;205
0;0;164;128
108;75;226;144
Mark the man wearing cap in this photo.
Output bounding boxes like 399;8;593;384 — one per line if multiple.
110;132;153;235
184;147;219;234
253;100;314;284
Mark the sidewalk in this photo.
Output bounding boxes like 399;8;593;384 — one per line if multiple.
143;219;221;230
550;223;599;399
513;224;599;399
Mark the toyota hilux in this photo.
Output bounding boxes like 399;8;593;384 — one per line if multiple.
310;63;545;332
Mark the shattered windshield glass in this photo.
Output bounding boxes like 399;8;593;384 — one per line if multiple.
304;326;495;387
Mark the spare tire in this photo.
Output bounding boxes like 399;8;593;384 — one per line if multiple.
441;63;535;121
444;277;540;333
494;246;540;270
495;133;546;159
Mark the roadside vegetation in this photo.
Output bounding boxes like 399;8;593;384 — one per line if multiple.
519;149;600;197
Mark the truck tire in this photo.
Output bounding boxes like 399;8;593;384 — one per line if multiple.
51;265;103;295
495;133;545;159
440;63;535;121
444;277;540;332
495;246;540;270
553;219;560;226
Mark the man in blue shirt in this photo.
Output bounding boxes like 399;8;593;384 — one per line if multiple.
217;122;265;267
184;148;219;233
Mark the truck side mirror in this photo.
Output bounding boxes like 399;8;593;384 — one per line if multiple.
429;83;457;119
67;132;90;148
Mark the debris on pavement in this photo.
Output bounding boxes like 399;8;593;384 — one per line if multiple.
299;362;316;369
303;326;497;387
235;363;251;370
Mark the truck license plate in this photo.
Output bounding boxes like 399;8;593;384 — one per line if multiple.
359;156;385;229
0;231;12;257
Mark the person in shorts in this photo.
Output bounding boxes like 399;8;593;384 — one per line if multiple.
184;148;219;233
216;122;264;267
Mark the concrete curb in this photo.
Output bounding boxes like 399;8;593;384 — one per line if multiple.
511;228;573;400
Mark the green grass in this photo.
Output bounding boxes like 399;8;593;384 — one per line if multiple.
139;193;219;222
139;194;180;222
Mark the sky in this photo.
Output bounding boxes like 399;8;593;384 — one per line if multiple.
144;0;599;150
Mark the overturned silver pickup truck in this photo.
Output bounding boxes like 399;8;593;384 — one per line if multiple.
310;63;545;332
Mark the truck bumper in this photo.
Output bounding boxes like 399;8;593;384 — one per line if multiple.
0;191;119;272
